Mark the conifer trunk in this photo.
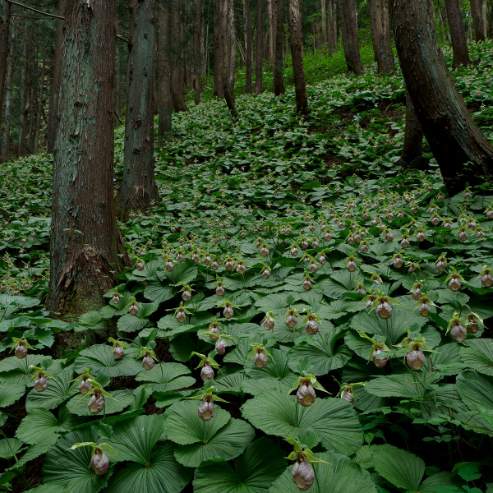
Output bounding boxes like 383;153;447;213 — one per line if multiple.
445;0;470;67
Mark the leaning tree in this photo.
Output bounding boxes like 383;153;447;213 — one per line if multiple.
47;0;123;316
391;0;493;195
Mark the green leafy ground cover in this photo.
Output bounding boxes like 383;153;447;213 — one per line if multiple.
0;42;492;492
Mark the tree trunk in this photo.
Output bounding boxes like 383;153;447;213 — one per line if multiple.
391;0;493;195
47;0;123;316
321;0;327;46
273;0;285;96
470;0;487;41
192;0;204;104
399;92;428;169
255;0;263;94
268;0;276;64
244;0;253;93
369;0;394;74
327;0;337;54
445;0;470;67
288;0;308;117
170;0;187;111
47;0;67;153
218;0;237;117
339;0;363;74
0;0;11;161
157;1;173;135
120;0;158;217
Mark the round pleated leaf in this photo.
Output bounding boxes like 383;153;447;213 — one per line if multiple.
16;409;72;445
66;389;134;416
241;391;363;454
461;339;493;376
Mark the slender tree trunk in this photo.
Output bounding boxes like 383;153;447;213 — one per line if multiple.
255;0;264;94
213;0;225;97
244;0;253;93
391;0;493;195
47;0;123;316
445;0;470;67
192;0;204;104
327;0;337;53
268;0;276;64
471;0;488;41
0;0;12;161
218;0;237;117
171;0;187;111
399;92;428;169
339;0;363;74
288;0;308;117
120;0;158;217
321;0;327;46
273;0;285;96
157;1;173;135
369;0;394;74
47;0;66;153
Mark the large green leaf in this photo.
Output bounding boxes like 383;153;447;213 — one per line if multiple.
365;372;438;399
0;438;23;459
194;437;287;493
135;362;195;392
16;409;72;445
269;451;377;493
174;418;255;468
241;391;363;454
43;430;108;493
0;380;25;408
461;339;493;376
74;344;142;378
66;389;134;416
287;330;352;375
26;367;76;412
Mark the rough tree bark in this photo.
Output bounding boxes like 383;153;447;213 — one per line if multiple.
192;0;204;104
47;0;66;153
369;0;394;74
288;0;308;117
157;0;173;135
445;0;470;67
255;0;263;94
470;0;488;41
213;0;224;97
120;0;158;217
321;0;327;46
399;92;428;169
0;0;12;161
273;0;285;96
391;0;493;195
47;0;123;316
170;0;186;111
339;0;363;74
327;0;337;54
244;0;253;93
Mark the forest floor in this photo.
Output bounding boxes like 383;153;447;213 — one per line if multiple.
0;42;493;492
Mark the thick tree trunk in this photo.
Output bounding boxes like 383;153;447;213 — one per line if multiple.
445;0;470;67
273;0;285;96
327;0;337;54
288;0;308;117
399;92;428;169
47;0;123;316
157;1;173;135
120;0;158;217
339;0;363;74
244;0;253;93
369;0;394;74
255;0;263;94
47;0;66;153
0;0;11;161
170;0;186;111
470;0;488;41
391;0;493;195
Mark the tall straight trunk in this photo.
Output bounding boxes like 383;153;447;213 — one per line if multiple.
213;0;225;97
255;0;263;94
288;0;308;117
400;92;427;169
268;0;276;63
369;0;394;74
19;24;39;156
192;0;204;104
321;0;327;46
157;1;173;135
218;0;237;117
171;0;187;111
120;0;158;216
327;0;337;53
47;0;67;153
445;0;470;67
470;0;488;41
391;0;493;195
339;0;363;74
0;0;11;161
273;0;285;96
47;0;123;316
244;0;253;93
